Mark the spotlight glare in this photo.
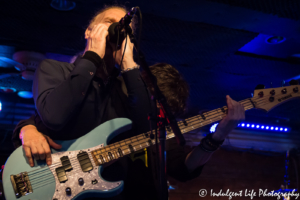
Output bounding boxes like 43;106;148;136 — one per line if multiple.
284;128;288;132
261;126;264;129
247;124;250;127
251;124;255;128
266;126;269;129
271;127;274;130
256;125;260;128
275;127;278;130
280;128;283;131
210;123;219;133
241;123;245;127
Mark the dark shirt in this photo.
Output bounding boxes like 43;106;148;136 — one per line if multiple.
12;52;203;199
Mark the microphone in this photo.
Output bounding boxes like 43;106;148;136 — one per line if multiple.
108;7;138;45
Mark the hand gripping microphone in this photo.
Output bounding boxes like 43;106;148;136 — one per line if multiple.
108;7;138;46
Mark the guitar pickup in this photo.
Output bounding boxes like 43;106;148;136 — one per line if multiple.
77;151;93;172
55;156;73;183
55;166;68;183
60;156;73;171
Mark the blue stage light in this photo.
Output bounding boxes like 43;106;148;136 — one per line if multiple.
210;123;219;133
18;91;33;99
212;121;290;133
0;101;2;111
50;0;76;11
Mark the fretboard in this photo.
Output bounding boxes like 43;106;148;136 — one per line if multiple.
91;98;254;166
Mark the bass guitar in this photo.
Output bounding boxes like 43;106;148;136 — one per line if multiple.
3;84;299;200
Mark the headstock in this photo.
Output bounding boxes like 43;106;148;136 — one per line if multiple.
251;84;300;112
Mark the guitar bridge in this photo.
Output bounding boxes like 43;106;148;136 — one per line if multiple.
10;172;33;198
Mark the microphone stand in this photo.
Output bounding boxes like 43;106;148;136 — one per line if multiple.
124;26;185;200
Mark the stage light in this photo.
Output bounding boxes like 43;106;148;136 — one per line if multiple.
50;0;76;11
210;121;290;133
266;36;286;44
18;91;33;98
210;123;219;133
236;122;290;133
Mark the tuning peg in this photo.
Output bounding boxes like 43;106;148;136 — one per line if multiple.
289;79;299;85
255;84;265;90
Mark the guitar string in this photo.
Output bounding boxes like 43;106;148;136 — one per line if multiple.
29;87;298;175
30;103;268;189
28;92;291;188
30;104;258;189
29;98;259;182
30;102;259;188
28;98;253;177
31;100;258;183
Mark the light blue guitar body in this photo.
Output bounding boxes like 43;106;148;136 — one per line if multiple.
3;118;132;200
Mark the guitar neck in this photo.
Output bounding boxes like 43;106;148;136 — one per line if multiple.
91;98;254;166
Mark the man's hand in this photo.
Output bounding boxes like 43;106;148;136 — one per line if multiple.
213;95;245;141
85;24;109;58
20;125;62;167
114;35;136;70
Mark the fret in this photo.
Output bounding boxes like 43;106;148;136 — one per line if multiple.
136;135;145;141
114;143;121;148
89;98;261;167
123;149;130;155
100;148;106;153
104;146;111;151
218;108;222;119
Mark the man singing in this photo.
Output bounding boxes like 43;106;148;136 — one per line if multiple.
12;4;245;199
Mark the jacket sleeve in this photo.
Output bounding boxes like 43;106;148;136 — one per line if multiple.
33;55;98;131
11;115;36;149
121;68;153;134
